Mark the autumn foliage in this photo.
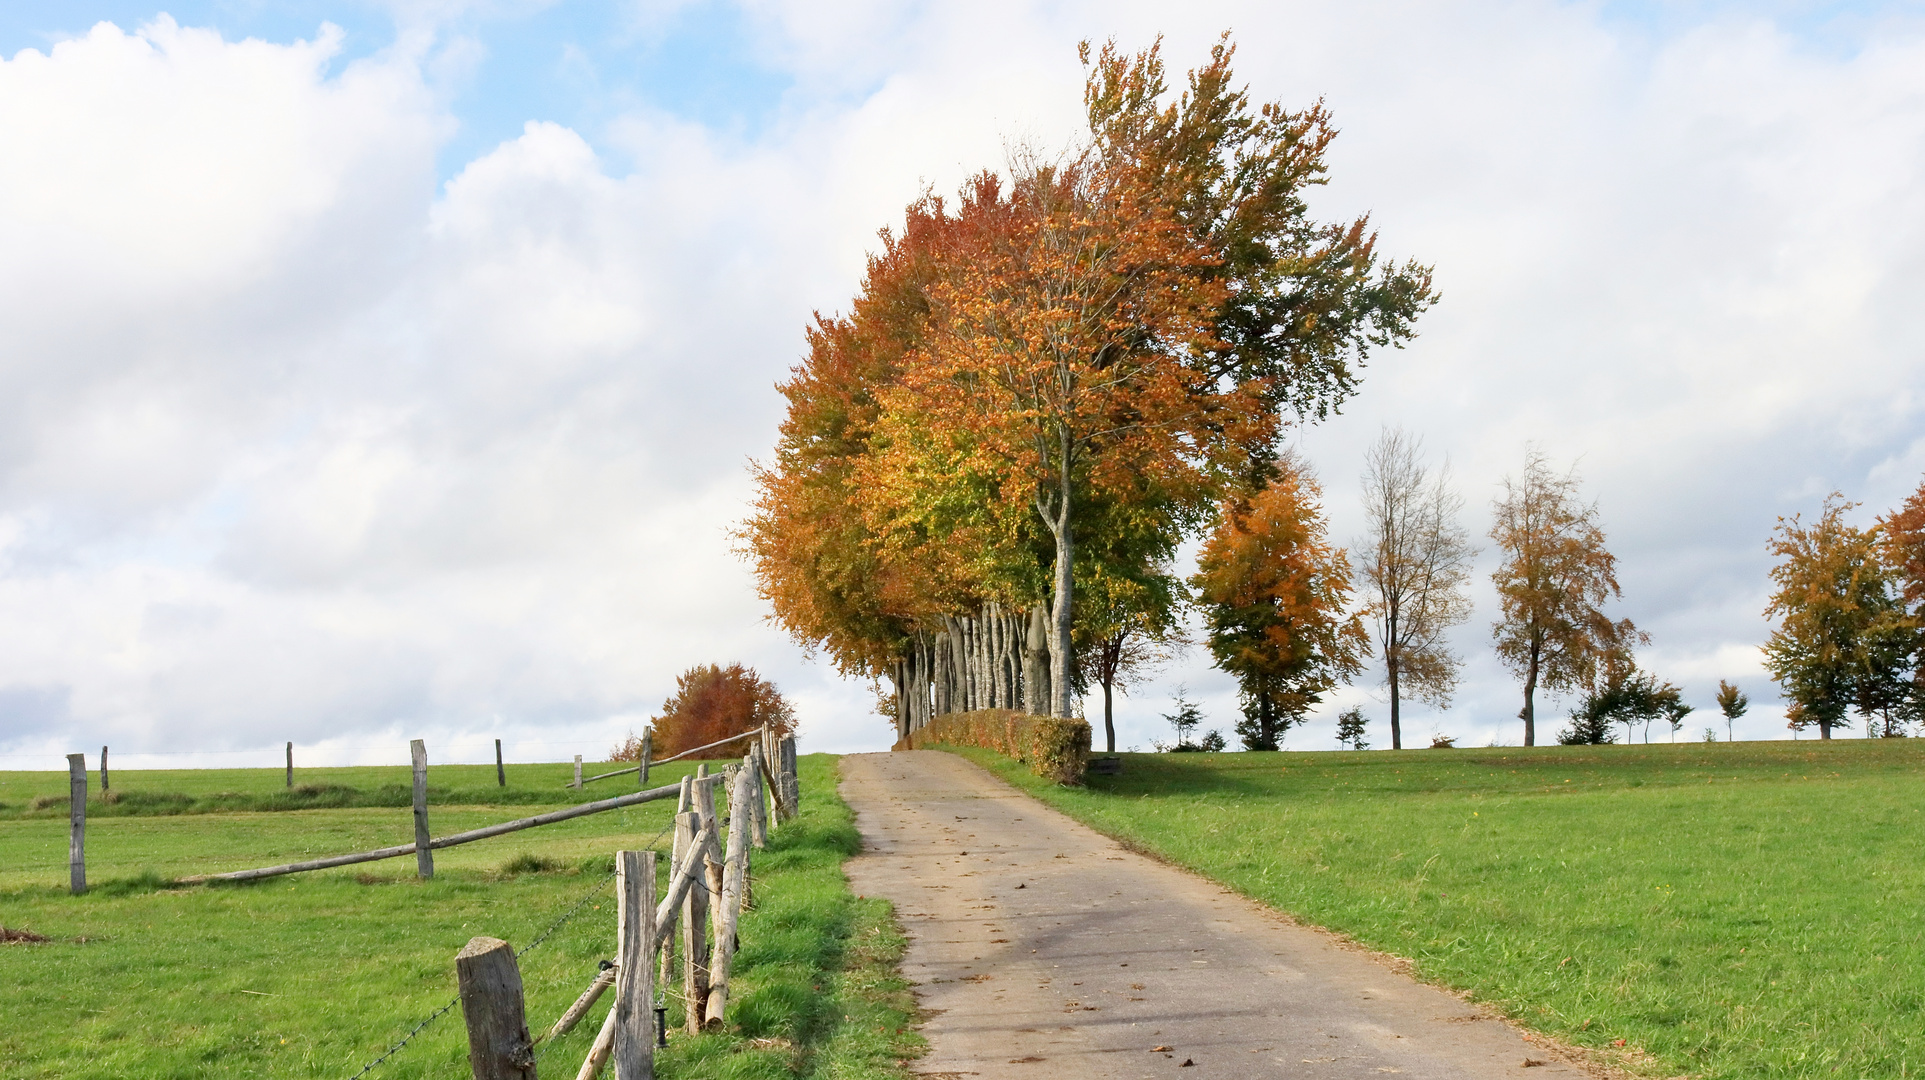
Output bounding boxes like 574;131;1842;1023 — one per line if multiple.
743;36;1434;736
642;663;796;760
1192;461;1367;750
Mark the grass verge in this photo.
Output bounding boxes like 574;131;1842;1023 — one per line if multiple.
938;739;1925;1080
0;754;923;1079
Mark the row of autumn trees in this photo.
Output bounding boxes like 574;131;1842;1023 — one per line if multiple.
1762;482;1925;739
742;36;1435;749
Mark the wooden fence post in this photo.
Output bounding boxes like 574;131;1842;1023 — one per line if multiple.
455;936;537;1079
682;808;712;1033
67;753;86;896
411;739;433;880
574;755;583;789
615;849;656;1079
496;738;505;787
285;742;293;788
703;767;751;1028
639;728;652;789
746;746;769;850
100;745;109;791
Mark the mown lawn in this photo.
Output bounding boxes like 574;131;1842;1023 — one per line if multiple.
0;755;922;1080
947;738;1925;1080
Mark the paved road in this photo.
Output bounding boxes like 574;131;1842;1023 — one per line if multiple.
840;750;1590;1079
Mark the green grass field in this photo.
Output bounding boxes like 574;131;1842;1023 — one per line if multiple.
949;738;1925;1080
0;755;922;1079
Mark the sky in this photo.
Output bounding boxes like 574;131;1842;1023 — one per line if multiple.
1;1;1923;770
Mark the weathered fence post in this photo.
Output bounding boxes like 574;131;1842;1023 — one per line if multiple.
285;741;294;788
681;808;712;1033
67;753;86;895
411;739;433;880
100;745;109;791
746;746;769;850
574;755;583;789
704;767;751;1028
455;936;537;1080
639;728;652;789
615;849;656;1079
496;738;505;787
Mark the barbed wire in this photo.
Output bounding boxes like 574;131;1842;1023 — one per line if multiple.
342;816;681;1079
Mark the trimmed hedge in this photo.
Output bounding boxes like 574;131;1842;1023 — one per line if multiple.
894;709;1092;785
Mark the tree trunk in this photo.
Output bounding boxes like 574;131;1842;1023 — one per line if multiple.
1045;426;1075;719
1023;603;1049;714
1102;675;1115;753
1522;640;1540;747
1387;653;1402;751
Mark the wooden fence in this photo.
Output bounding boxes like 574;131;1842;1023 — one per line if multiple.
455;737;799;1080
52;728;801;893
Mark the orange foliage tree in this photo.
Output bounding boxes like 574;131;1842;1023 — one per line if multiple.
647;663;795;759
743;36;1434;734
1192;460;1367;750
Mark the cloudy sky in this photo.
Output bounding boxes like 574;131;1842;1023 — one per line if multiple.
1;1;1921;770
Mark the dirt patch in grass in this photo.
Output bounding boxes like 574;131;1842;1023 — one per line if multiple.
1;925;52;944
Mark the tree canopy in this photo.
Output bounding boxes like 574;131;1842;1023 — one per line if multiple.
743;35;1434;734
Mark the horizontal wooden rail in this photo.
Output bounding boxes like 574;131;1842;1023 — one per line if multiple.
176;775;726;884
576;727;768;785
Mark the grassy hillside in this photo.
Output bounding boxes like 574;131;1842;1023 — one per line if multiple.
0;755;921;1080
949;739;1925;1080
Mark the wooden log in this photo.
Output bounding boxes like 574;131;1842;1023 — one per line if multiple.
614;849;656;1080
178;779;697;884
455;935;537;1079
496;738;505;787
682;811;712;1033
746;746;769;850
412;739;434;880
575;998;617;1080
639;729;652;789
692;765;714;824
703;767;752;1028
286;741;293;788
548;963;616;1042
100;745;109;791
783;735;801;814
67;753;86;896
574;755;583;789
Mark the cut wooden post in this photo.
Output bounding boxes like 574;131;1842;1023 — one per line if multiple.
692;765;714;824
548;963;616;1042
100;745;109;791
574;755;583;789
704;767;752;1028
681;810;712;1033
67;753;86;895
746;746;769;850
411;739;434;880
455;935;537;1080
285;741;293;788
615;849;656;1080
639;729;652;789
496;738;505;787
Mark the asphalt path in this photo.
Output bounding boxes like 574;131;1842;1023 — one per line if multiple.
841;750;1591;1079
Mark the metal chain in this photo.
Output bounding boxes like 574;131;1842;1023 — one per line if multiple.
344;817;681;1078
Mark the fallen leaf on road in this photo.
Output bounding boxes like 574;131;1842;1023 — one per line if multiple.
1522;1060;1547;1068
1180;1059;1195;1067
1150;1046;1171;1052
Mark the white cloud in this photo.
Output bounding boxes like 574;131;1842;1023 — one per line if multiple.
2;3;1923;769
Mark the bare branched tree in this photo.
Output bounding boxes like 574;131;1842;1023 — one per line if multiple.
1355;429;1475;750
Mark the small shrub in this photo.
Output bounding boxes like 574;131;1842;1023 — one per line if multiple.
1429;734;1457;749
896;709;1091;784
